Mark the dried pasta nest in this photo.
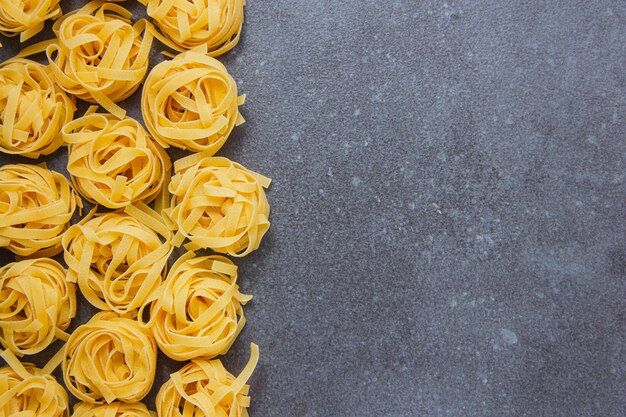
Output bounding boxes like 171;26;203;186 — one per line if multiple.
156;344;258;417
164;156;270;257
0;58;75;158
62;204;172;314
142;50;244;153
0;258;76;355
63;111;171;209
63;311;157;404
46;0;153;118
0;164;80;257
0;363;69;417
141;0;244;56
139;252;251;360
0;0;62;41
72;402;154;417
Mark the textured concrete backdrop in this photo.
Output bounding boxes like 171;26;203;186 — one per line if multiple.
0;1;624;416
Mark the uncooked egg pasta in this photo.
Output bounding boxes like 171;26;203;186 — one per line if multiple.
0;58;75;158
139;0;244;56
62;203;172;314
164;155;270;257
63;311;157;404
0;258;76;356
141;50;245;153
46;0;153;118
0;359;69;417
156;343;259;417
72;402;154;417
139;251;251;360
0;164;80;257
63;111;171;209
0;0;62;42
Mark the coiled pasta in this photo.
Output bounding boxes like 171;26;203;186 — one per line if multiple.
62;204;172;314
0;0;62;42
0;58;75;158
142;50;245;153
0;164;80;257
164;155;270;256
156;343;258;417
72;402;154;417
139;252;251;361
64;111;171;209
0;258;75;356
0;362;69;417
46;0;153;119
63;311;157;404
140;0;244;56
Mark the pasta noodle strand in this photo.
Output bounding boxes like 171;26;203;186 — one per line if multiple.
0;164;80;257
63;111;171;208
0;58;75;158
139;251;251;360
0;258;76;356
63;311;157;404
142;50;245;153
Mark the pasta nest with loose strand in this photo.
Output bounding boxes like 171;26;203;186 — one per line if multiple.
139;251;251;361
62;203;172;314
156;344;259;417
63;311;157;404
0;58;75;158
63;110;171;209
44;0;153;119
0;164;80;257
0;360;69;417
0;258;75;356
164;155;270;257
142;50;245;153
139;0;244;56
0;0;62;42
72;402;154;417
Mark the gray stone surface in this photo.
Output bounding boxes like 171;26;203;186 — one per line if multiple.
0;1;624;416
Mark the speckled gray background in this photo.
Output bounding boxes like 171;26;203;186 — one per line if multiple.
0;1;625;416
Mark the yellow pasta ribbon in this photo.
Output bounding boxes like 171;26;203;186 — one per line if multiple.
141;50;245;153
62;204;172;314
139;251;251;361
63;311;157;404
0;361;69;417
0;164;80;257
0;58;75;158
0;258;75;356
164;156;270;256
63;111;171;209
46;0;154;119
156;343;259;417
72;402;155;417
139;0;244;56
0;0;62;42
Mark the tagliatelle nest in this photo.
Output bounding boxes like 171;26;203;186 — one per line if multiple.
0;362;69;417
62;204;172;314
142;50;245;153
64;111;171;209
164;156;270;257
0;58;75;158
156;344;258;417
72;402;154;417
46;0;153;118
0;0;62;41
0;258;76;356
140;0;244;56
139;252;251;361
63;311;157;404
0;164;80;257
